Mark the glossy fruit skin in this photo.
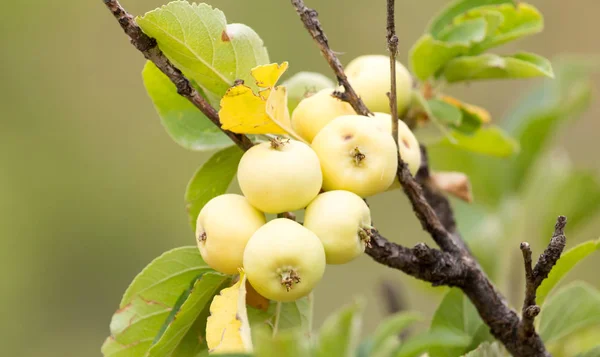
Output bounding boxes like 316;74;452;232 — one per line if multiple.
345;55;413;114
304;190;371;264
237;139;322;214
311;115;398;197
243;218;326;302
196;194;266;275
372;112;421;176
291;88;355;143
282;72;335;113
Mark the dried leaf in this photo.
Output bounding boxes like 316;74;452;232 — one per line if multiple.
430;171;473;203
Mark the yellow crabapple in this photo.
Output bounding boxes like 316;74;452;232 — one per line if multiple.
311;115;398;197
304;190;372;264
291;88;355;143
243;218;326;302
346;55;413;114
237;138;322;214
195;194;266;275
372;112;421;176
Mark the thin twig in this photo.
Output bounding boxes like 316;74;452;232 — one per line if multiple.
102;0;253;151
289;0;461;255
386;0;400;148
519;216;567;338
290;0;371;116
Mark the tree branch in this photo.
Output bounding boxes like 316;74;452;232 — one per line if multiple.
519;216;567;339
386;0;400;147
288;1;557;350
102;0;253;151
290;0;371;116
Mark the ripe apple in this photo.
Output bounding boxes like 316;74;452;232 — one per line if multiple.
311;115;398;197
282;72;335;113
195;194;266;275
237;138;322;214
304;190;372;264
345;55;413;115
243;218;326;302
372;112;421;176
291;88;355;143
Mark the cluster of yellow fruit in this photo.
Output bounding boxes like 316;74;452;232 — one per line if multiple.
195;55;421;302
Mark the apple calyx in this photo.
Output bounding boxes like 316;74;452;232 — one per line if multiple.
279;268;301;291
352;147;366;166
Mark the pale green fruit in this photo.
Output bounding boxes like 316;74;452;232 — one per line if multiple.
237;139;323;214
291;88;355;143
311;115;398;197
195;194;266;275
304;190;372;264
372;112;421;176
346;55;413;114
282;72;335;113
243;218;326;302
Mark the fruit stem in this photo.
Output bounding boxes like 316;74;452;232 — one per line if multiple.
272;301;282;337
277;212;297;221
358;227;374;248
270;137;290;150
280;269;301;291
352;147;366;166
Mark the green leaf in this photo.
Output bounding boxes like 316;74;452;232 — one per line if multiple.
519;150;600;244
503;58;596;195
142;61;231;151
364;312;422;357
429;289;492;357
578;345;600;357
274;295;314;333
253;326;311;357
437;18;488;44
463;342;506;357
428;0;511;37
137;1;269;104
148;273;229;357
428;99;463;126
540;172;600;234
282;72;335;113
438;126;519;157
102;247;218;357
314;299;364;357
185;146;243;229
120;247;212;307
456;3;543;53
537;241;600;307
410;35;466;81
394;329;471;357
170;316;208;357
247;295;314;336
539;282;600;344
443;53;553;82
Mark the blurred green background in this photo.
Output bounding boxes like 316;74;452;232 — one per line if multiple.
1;0;599;356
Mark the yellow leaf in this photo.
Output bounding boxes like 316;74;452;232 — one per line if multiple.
439;95;491;124
252;62;289;88
206;270;253;355
219;62;305;141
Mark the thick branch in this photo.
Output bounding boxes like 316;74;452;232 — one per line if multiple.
102;0;253;151
290;0;371;116
386;0;400;147
519;216;567;338
366;231;468;286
